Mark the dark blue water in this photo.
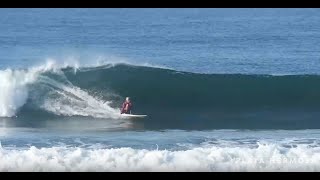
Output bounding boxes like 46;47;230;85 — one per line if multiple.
1;8;320;74
1;8;320;171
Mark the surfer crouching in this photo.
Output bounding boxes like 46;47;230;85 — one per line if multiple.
121;97;133;114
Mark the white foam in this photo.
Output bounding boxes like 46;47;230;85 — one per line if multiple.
0;58;76;117
0;59;74;117
0;69;36;117
38;76;120;119
0;143;320;172
0;58;122;118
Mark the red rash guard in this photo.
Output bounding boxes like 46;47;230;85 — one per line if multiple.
121;101;132;114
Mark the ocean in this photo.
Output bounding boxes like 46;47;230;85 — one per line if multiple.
1;8;320;171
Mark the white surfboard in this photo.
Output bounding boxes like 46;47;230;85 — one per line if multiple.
120;114;147;119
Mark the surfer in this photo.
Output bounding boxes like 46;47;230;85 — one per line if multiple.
120;97;133;114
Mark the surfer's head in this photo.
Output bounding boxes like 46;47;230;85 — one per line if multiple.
126;97;130;102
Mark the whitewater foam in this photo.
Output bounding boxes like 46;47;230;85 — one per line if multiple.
0;143;320;172
0;59;124;118
0;69;36;117
0;59;73;117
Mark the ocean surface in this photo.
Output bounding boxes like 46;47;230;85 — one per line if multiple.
1;8;320;171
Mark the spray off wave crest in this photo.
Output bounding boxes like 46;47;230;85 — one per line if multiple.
0;59;122;118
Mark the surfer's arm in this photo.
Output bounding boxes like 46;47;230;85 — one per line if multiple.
120;103;125;113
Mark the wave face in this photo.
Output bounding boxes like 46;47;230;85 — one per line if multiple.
2;62;320;129
64;64;320;109
0;143;320;172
